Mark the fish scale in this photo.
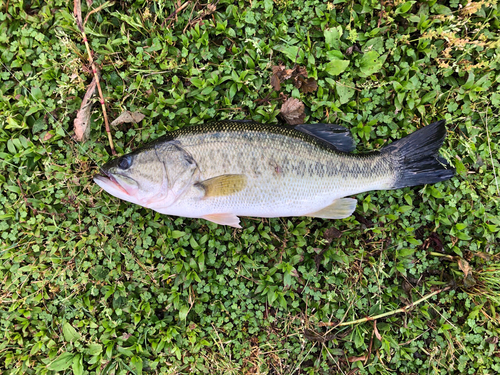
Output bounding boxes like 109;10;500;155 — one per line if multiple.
165;124;390;216
95;120;454;227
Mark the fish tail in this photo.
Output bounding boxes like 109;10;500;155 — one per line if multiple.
382;120;455;189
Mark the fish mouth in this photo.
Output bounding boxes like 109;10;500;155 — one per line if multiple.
94;169;131;196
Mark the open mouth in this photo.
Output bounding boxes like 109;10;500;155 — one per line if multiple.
94;170;130;196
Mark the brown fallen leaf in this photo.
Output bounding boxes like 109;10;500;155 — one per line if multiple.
73;0;84;32
272;64;285;75
295;65;308;77
73;76;97;142
271;64;317;93
324;227;342;243
373;320;382;341
348;356;367;363
295;76;318;93
280;97;305;125
282;68;294;80
271;64;318;100
271;64;285;91
458;258;471;278
110;111;146;126
345;44;362;56
43;132;54;142
270;73;281;91
303;78;318;92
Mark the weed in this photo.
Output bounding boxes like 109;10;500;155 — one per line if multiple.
1;0;499;374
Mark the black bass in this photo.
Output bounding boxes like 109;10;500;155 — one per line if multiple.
94;120;454;228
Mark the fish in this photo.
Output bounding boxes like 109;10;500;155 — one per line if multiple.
94;120;455;228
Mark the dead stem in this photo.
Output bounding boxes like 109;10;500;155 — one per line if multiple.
318;286;451;328
74;0;116;155
163;1;191;28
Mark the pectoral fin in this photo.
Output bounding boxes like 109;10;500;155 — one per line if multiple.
197;174;247;198
307;198;357;219
202;213;242;228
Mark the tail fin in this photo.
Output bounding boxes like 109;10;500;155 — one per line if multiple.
382;120;455;189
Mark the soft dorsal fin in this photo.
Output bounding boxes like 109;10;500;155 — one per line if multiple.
295;123;355;152
202;213;242;228
306;198;357;219
196;174;247;198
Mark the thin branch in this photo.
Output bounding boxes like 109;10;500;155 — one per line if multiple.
83;1;114;26
74;0;116;154
163;1;191;28
429;251;455;261
167;1;190;19
318;286;451;328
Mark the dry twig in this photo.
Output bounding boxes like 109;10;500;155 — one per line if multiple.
318;286;451;328
73;0;116;154
163;1;191;28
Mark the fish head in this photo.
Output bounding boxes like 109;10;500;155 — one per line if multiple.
94;147;167;207
95;142;201;210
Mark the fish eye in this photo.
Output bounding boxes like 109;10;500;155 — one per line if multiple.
118;156;131;170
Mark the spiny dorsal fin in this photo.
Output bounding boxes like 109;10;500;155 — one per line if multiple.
202;213;242;228
306;198;357;219
295;123;355;152
197;174;247;198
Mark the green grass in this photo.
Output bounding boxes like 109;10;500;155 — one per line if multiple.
1;0;500;374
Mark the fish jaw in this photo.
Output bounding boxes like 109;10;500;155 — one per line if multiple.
94;174;140;205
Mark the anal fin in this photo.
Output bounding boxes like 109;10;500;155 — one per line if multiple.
202;213;242;228
307;198;357;219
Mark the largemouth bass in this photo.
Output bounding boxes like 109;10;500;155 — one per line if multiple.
94;120;454;228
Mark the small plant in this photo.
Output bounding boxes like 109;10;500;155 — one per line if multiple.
0;0;499;374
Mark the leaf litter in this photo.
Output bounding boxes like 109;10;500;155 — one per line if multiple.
270;64;317;94
280;97;305;125
73;75;97;142
111;111;145;126
73;0;116;153
271;64;317;125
